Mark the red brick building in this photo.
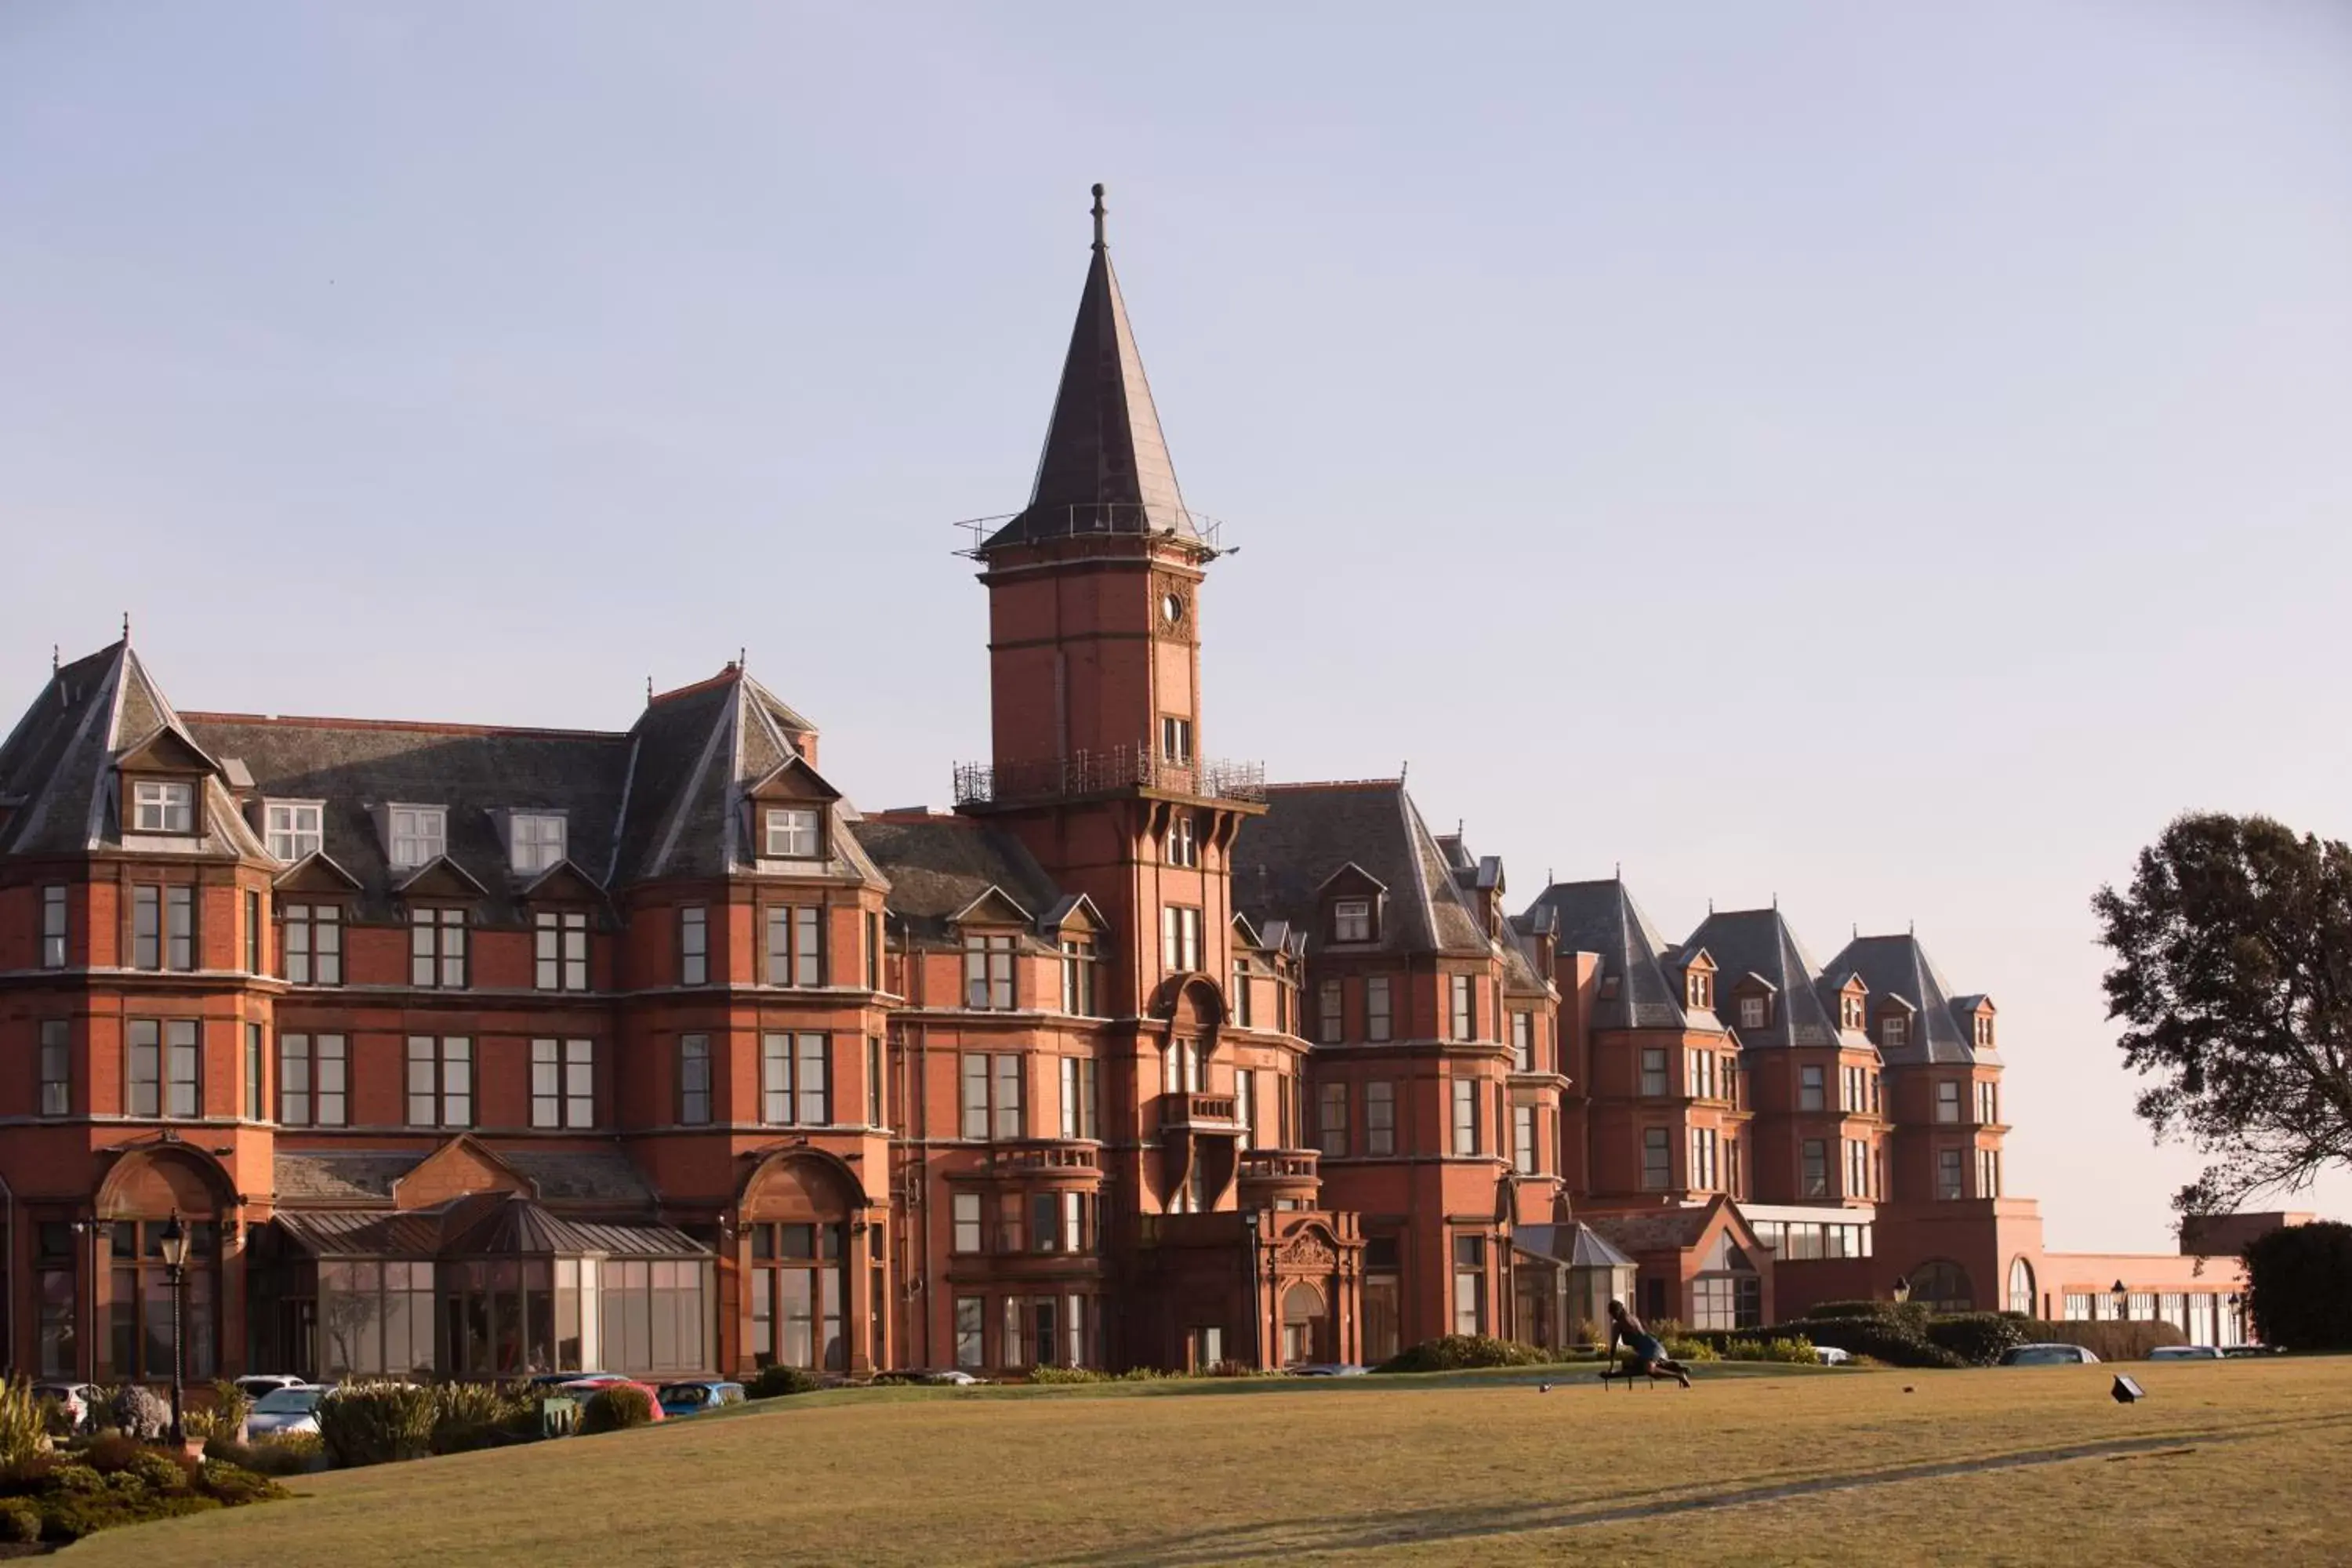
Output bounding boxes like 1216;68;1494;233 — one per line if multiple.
0;188;2247;1386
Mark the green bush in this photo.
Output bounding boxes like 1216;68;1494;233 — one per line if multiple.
1722;1338;1821;1365
1027;1365;1107;1384
124;1450;190;1494
2246;1220;2352;1350
194;1458;288;1508
1779;1318;1965;1369
0;1379;50;1468
1657;1336;1719;1363
205;1432;324;1477
39;1463;103;1497
38;1490;222;1542
578;1385;656;1435
317;1382;437;1469
2014;1319;2187;1361
1374;1335;1553;1374
190;1379;256;1444
1926;1312;2031;1367
747;1364;823;1399
428;1381;539;1454
0;1500;38;1543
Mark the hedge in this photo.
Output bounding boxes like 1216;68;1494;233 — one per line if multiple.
2245;1220;2352;1350
1374;1335;1552;1373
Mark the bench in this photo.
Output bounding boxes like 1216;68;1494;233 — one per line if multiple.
1597;1361;1657;1391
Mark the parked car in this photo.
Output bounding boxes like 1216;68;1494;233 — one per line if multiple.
31;1382;99;1428
656;1380;746;1417
2149;1345;2224;1361
528;1370;619;1388
1286;1363;1367;1377
245;1385;328;1438
558;1375;667;1419
1812;1346;1853;1367
1999;1343;2102;1367
234;1374;310;1401
2222;1343;2283;1357
905;1369;985;1386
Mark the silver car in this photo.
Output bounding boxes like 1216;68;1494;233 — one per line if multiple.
1998;1342;2102;1367
245;1384;328;1437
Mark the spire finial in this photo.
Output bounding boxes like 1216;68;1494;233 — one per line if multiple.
1091;183;1107;252
646;675;655;704
738;645;746;672
122;611;131;643
52;644;60;673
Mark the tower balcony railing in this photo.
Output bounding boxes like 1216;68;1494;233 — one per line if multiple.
1158;1091;1240;1131
954;744;1266;809
953;503;1229;556
1237;1149;1320;1183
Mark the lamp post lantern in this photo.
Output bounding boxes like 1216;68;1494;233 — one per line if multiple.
2111;1279;2129;1323
158;1210;191;1446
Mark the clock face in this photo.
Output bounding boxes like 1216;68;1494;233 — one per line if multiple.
1162;591;1186;626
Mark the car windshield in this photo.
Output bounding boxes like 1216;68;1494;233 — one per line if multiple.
253;1388;320;1413
2012;1348;2071;1363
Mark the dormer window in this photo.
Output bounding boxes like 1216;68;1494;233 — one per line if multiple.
1738;996;1767;1029
764;806;821;859
132;780;194;834
1975;1015;1994;1048
1333;898;1373;943
1883;1016;1908;1051
1840;994;1865;1030
1687;971;1713;1011
389;806;446;869
510;812;566;873
265;800;324;861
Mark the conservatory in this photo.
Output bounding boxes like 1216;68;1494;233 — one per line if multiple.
252;1192;715;1381
1512;1223;1640;1350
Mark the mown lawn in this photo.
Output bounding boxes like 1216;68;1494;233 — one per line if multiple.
60;1358;2352;1566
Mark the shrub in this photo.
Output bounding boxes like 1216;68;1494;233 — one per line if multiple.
577;1385;656;1435
77;1432;148;1475
38;1490;222;1542
103;1385;169;1442
1805;1299;1889;1320
212;1432;324;1477
1721;1338;1820;1365
1780;1318;1965;1369
189;1379;256;1444
37;1396;71;1439
39;1464;103;1497
0;1500;37;1543
1027;1365;1108;1384
316;1381;437;1469
124;1449;191;1494
747;1364;823;1399
2246;1220;2352;1350
1657;1336;1719;1363
194;1458;288;1508
2015;1319;2187;1362
1374;1335;1552;1374
0;1380;49;1468
430;1381;538;1454
1926;1312;2031;1367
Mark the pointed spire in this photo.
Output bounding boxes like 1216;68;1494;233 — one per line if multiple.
988;183;1193;548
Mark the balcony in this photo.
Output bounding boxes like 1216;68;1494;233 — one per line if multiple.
1159;1091;1239;1131
980;1142;1102;1177
1238;1149;1320;1182
953;744;1267;810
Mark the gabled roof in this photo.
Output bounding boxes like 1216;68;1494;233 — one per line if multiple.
985;186;1195;550
1824;934;1994;1065
1230;780;1490;957
1681;908;1857;1051
395;855;492;900
273;851;364;892
1524;878;1690;1030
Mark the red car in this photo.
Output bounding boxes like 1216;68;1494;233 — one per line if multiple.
559;1375;668;1421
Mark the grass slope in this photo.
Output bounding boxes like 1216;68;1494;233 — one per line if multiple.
60;1359;2352;1566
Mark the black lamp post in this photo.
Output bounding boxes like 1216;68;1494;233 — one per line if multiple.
2111;1279;2129;1323
1240;1210;1262;1370
1890;1274;1911;1305
158;1210;191;1446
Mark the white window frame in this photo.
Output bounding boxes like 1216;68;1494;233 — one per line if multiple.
1738;995;1766;1029
764;806;822;859
1161;906;1201;974
1332;898;1372;943
532;1038;596;1129
284;902;343;985
132;779;194;834
1883;1015;1907;1050
387;805;447;869
1167;814;1198;868
1450;1078;1478;1156
1160;715;1192;764
264;800;325;861
510;812;567;873
536;910;589;991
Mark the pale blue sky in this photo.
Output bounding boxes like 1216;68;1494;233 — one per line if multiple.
4;2;2348;1249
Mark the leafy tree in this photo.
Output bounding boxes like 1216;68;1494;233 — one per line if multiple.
2093;812;2352;1214
2243;1221;2352;1349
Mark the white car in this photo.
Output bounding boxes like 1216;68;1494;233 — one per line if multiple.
2149;1345;2224;1361
32;1382;99;1428
245;1384;328;1437
1812;1345;1853;1367
1999;1342;2102;1367
234;1374;310;1400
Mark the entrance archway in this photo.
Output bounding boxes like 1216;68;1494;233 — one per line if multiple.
1279;1281;1326;1367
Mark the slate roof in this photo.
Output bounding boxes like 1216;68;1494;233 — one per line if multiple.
985;187;1197;550
1821;934;1994;1066
2;638;883;919
1583;1204;1725;1255
1680;908;1865;1051
1229;781;1491;958
274;1192;706;1259
1525;879;1692;1030
857;813;1066;950
1514;1222;1638;1270
0;641;268;862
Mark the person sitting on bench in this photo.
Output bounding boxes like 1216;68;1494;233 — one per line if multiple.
1606;1298;1693;1388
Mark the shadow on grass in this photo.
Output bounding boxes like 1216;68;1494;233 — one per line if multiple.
1034;1410;2352;1566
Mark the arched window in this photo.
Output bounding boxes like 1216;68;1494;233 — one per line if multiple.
2008;1256;2036;1316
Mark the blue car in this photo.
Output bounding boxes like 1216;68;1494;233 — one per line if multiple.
656;1380;746;1417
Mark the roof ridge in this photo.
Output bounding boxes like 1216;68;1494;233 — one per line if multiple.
1264;778;1404;793
648;666;743;707
181;711;628;741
